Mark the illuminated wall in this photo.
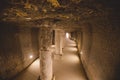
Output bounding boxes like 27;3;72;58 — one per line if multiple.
75;22;120;80
0;25;39;80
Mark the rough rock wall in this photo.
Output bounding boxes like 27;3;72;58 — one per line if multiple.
71;31;82;52
77;19;120;80
0;25;39;80
0;26;23;80
19;27;39;67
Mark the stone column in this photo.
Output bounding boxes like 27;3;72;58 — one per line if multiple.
55;30;60;54
39;28;53;80
40;50;53;80
55;30;65;55
61;31;66;50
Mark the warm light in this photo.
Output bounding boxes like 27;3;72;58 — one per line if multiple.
25;17;31;20
51;45;55;48
63;54;79;64
29;55;33;59
80;51;83;54
66;47;77;52
66;33;69;38
28;59;40;74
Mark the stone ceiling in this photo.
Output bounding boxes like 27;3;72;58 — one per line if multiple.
0;0;117;29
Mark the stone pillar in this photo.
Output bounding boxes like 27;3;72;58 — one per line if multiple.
61;31;66;49
39;28;53;80
40;50;53;80
55;30;65;55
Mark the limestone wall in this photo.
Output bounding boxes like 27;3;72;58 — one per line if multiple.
0;25;39;80
75;19;120;80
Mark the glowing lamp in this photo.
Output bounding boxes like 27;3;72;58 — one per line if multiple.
66;33;69;38
29;55;33;59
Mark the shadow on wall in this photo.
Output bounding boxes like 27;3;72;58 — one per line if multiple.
0;23;39;80
71;25;93;57
82;24;93;57
115;64;120;80
80;21;120;80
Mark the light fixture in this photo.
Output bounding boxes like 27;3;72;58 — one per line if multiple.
80;51;83;55
51;45;55;48
29;55;33;59
25;17;31;20
66;33;69;38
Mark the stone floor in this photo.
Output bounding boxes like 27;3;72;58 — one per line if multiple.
14;38;88;80
13;59;40;80
53;38;88;80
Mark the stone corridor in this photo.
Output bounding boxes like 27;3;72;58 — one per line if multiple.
53;38;88;80
0;0;120;80
14;38;88;80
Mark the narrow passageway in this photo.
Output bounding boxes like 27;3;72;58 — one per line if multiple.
53;38;88;80
14;38;88;80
